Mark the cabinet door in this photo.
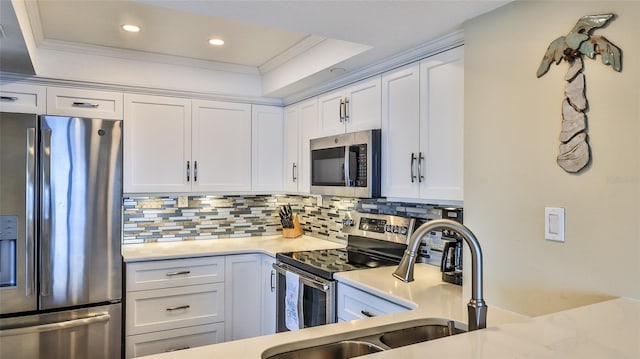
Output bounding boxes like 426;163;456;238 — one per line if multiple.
192;100;252;192
0;83;46;113
124;94;191;193
283;105;300;192
317;89;345;137
47;87;123;120
261;256;276;336
337;283;408;322
419;47;464;201
297;98;318;193
345;77;381;133
224;254;262;341
381;63;421;198
252;105;284;192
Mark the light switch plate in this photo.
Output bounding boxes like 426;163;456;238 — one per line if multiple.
177;195;189;208
545;207;565;242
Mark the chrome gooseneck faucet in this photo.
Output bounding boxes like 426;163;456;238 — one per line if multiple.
393;219;488;331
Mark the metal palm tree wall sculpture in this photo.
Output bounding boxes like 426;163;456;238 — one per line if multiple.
537;14;622;173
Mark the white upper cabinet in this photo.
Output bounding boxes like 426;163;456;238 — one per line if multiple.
192;100;252;192
0;83;46;114
317;77;381;137
124;94;192;193
252;105;284;192
47;86;123;120
283;98;317;193
382;47;464;202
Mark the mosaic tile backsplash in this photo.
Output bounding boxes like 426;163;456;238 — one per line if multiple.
123;195;455;257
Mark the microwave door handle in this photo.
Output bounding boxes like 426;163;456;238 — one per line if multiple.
344;148;351;186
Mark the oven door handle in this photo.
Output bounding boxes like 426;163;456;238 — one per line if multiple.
272;263;331;291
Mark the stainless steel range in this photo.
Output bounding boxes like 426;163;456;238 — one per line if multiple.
273;212;416;332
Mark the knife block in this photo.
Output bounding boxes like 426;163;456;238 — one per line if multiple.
282;215;303;238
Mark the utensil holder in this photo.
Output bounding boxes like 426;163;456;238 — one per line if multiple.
282;215;303;238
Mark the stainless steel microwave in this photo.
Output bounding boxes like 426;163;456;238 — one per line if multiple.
310;129;381;198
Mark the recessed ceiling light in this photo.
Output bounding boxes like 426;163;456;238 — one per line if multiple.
121;24;141;33
208;38;225;46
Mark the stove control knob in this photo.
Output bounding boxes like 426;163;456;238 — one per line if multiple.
392;225;399;233
343;218;354;227
400;226;408;235
384;224;392;232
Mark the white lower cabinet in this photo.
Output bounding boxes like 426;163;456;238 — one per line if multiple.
126;254;277;357
125;323;224;358
125;257;225;359
337;282;409;322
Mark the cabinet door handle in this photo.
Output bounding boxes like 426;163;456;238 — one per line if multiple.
418;152;425;183
344;98;349;122
166;305;190;311
361;310;376;318
339;99;345;123
72;102;99;108
166;346;191;352
166;270;191;276
292;163;297;182
410;153;417;183
194;161;198;182
1;96;18;101
186;161;190;182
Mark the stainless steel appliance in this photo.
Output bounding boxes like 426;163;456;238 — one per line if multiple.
273;212;415;332
0;113;123;359
310;129;381;198
441;238;463;286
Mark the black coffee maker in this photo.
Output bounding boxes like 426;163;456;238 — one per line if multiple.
440;207;463;285
440;238;462;285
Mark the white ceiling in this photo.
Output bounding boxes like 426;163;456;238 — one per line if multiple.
1;0;512;98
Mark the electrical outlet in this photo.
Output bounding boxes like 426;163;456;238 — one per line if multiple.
545;207;565;242
177;195;189;208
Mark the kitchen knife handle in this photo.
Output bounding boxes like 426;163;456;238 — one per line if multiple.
72;102;99;108
410;153;417;183
418;152;425;183
186;161;190;182
40;128;53;297
0;96;18;101
25;128;36;297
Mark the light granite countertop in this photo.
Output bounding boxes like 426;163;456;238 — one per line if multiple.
121;234;344;262
127;236;639;359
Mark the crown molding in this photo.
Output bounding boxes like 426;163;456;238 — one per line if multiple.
0;72;283;106
24;0;44;46
282;30;464;105
259;35;326;75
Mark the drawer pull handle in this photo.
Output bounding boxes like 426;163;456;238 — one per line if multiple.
1;96;18;101
166;305;190;311
361;310;376;318
166;346;191;352
72;102;99;108
166;270;191;276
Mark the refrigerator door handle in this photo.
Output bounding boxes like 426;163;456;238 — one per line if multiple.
25;128;36;297
0;313;110;337
40;128;53;297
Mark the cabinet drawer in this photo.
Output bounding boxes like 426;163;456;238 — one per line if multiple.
47;87;123;119
0;84;46;113
127;256;224;291
126;283;224;335
125;323;224;358
337;283;408;321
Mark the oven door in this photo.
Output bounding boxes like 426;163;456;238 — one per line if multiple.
273;262;336;333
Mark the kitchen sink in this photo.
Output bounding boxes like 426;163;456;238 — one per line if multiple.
265;340;385;359
262;318;466;359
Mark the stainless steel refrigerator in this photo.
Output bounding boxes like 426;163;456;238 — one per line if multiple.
0;113;122;358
